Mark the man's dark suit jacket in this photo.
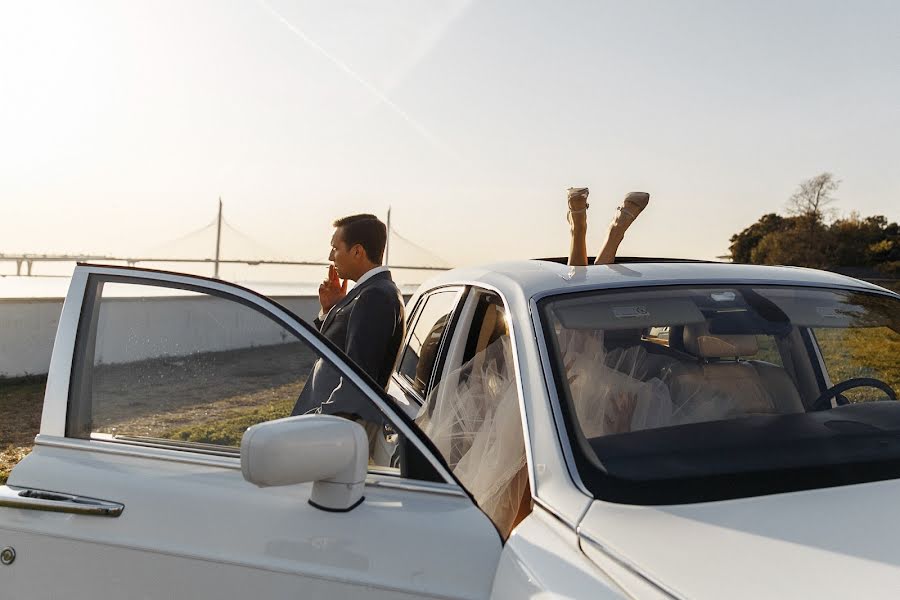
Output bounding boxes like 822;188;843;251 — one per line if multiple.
291;270;405;424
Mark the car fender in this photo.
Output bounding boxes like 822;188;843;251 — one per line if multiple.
490;506;626;599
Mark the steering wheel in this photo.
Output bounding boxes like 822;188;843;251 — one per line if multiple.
810;377;898;411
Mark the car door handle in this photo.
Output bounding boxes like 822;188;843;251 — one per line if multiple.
0;486;124;517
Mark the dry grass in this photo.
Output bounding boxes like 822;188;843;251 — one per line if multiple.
814;326;900;402
161;394;297;446
1;343;314;483
0;378;45;485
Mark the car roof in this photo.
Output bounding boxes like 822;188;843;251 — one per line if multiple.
414;258;895;301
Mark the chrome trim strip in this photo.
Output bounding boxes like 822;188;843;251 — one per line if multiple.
94;434;241;458
36;437;470;497
578;528;683;600
0;485;124;517
392;372;424;404
365;477;467;498
35;435;242;470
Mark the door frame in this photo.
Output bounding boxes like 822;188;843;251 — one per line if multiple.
40;263;459;486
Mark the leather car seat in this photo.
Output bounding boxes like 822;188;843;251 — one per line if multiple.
662;322;805;424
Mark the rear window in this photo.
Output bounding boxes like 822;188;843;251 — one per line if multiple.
539;285;900;504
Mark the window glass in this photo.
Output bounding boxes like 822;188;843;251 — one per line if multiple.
644;326;670;346
398;290;459;396
538;286;900;504
754;335;784;366
416;293;528;539
78;281;411;473
814;326;900;402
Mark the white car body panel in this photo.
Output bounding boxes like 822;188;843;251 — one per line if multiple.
6;440;501;599
579;478;900;599
490;506;626;599
3;266;503;599
413;260;896;525
38;267;88;437
3;260;898;598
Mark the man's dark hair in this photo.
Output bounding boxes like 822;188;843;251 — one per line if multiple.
333;214;387;264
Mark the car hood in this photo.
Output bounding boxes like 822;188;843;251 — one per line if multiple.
578;478;900;599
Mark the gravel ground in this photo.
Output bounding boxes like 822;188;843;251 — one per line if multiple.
0;379;46;483
90;341;315;437
1;342;318;482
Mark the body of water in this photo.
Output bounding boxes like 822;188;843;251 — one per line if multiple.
0;275;421;299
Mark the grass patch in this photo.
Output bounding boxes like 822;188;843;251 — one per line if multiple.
161;397;295;447
0;377;46;485
814;326;900;402
755;335;784;366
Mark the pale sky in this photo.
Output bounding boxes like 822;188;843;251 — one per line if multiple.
1;0;898;283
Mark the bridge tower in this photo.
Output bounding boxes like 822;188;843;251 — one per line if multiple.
214;198;223;278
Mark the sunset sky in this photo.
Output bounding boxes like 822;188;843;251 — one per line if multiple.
1;0;897;283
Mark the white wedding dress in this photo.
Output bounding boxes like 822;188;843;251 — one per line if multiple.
415;335;527;539
556;329;674;437
416;328;690;539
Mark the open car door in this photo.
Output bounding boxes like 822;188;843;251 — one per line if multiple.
0;265;501;599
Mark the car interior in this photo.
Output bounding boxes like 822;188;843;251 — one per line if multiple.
586;298;829;425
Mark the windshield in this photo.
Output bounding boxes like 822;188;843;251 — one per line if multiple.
539;285;900;504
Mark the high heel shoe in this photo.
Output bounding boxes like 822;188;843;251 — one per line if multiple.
567;187;589;224
616;191;650;223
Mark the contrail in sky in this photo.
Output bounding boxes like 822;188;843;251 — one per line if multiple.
254;0;459;159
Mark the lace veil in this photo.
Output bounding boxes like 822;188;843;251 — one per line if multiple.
557;328;674;436
415;334;528;539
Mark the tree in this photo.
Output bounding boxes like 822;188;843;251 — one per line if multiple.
866;218;900;276
786;172;840;221
728;172;899;276
729;213;785;263
827;213;889;267
750;214;829;268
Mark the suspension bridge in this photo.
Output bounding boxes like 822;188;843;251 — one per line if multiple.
0;201;451;278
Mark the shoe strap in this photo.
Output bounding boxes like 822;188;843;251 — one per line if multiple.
617;205;637;220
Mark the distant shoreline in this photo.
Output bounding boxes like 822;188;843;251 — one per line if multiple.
0;275;419;299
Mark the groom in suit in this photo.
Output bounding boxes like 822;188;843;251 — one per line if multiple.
291;214;405;458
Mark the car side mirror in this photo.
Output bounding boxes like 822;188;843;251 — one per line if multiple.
241;415;368;512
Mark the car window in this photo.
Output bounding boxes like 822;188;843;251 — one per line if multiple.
813;325;900;402
646;326;784;367
415;291;529;539
68;279;420;474
397;289;460;397
539;285;900;504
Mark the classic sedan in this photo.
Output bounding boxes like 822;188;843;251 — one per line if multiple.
1;259;899;599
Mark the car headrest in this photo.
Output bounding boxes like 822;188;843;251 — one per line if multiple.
683;322;758;358
603;328;643;350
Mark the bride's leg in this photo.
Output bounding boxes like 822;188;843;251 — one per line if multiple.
594;192;650;265
567;188;589;267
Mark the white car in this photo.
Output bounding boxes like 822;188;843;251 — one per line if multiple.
1;260;898;599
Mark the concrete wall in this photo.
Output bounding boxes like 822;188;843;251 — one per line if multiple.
0;296;321;378
0;300;64;378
